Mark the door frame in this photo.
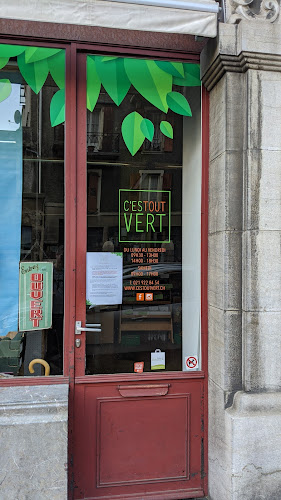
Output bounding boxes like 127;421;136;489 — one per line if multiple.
68;46;209;498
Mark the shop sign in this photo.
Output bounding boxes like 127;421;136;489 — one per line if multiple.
119;189;171;243
19;262;53;331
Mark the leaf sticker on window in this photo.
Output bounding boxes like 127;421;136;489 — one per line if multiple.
166;92;192;116
124;58;172;113
160;121;173;139
0;57;9;70
0;79;12;103
0;44;25;58
24;47;62;64
95;56;130;106
48;51;65;89
173;63;201;87
50;89;65;127
17;53;49;94
87;56;101;112
155;61;184;78
101;56;119;62
140;118;154;142
121;112;145;156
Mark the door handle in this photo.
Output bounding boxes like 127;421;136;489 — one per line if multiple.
75;320;102;335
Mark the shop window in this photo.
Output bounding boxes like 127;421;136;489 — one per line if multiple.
0;44;65;377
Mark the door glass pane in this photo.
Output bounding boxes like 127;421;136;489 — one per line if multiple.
85;55;201;375
0;44;65;377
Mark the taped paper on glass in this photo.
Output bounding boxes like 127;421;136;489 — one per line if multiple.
86;252;123;306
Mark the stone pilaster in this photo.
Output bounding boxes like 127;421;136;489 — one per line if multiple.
202;20;281;500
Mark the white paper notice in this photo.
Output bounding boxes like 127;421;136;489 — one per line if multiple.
86;252;123;306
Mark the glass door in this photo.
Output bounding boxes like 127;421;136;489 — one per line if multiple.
73;52;206;500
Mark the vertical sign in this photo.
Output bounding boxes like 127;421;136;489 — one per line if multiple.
19;262;53;331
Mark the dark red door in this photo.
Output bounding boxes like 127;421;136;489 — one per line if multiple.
72;52;207;500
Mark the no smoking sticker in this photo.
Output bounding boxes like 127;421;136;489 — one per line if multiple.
185;356;198;371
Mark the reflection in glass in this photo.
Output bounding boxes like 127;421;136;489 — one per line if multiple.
85;59;201;374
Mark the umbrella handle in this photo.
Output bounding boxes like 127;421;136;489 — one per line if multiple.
29;359;50;376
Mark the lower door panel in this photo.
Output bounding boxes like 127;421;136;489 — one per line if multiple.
73;376;205;500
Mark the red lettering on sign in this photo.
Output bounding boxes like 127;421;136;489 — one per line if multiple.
31;282;43;291
30;290;43;299
31;273;43;281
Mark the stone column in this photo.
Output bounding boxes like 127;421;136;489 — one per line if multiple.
201;11;281;500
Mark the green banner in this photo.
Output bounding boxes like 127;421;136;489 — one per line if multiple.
19;262;53;332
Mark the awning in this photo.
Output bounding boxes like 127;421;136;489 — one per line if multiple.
0;0;219;38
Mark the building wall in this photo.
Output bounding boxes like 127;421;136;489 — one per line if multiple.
202;19;281;500
0;384;68;500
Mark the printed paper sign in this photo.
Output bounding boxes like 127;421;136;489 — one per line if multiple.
86;252;123;306
19;262;53;331
151;349;165;370
184;355;198;371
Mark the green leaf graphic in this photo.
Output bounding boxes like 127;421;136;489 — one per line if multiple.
101;56;119;62
17;52;49;94
0;79;12;103
140;118;154;141
121;112;145;156
48;51;65;89
24;47;62;64
95;56;130;106
160;121;173;139
166;91;192;116
124;58;172;113
87;56;101;111
155;61;184;78
50;89;65;127
0;57;9;70
173;63;201;87
0;44;25;58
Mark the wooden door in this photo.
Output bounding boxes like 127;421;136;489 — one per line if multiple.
72;52;207;500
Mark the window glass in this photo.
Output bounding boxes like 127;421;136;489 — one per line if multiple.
85;56;201;374
0;45;65;377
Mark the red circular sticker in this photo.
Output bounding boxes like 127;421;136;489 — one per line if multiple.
186;356;198;369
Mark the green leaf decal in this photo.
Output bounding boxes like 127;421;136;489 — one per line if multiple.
50;89;65;127
95;56;130;106
166;91;192;116
0;57;9;70
140;118;154;142
48;51;65;89
173;63;201;87
101;56;119;62
0;44;25;58
160;121;173;139
0;79;12;103
87;56;101;112
24;47;62;64
155;61;184;78
124;58;172;113
17;53;49;94
121;112;145;156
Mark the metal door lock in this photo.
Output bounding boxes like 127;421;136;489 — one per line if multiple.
75;338;81;348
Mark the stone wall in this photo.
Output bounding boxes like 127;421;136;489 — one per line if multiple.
202;21;281;500
0;384;68;500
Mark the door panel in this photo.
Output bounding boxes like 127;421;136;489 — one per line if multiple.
74;377;204;499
